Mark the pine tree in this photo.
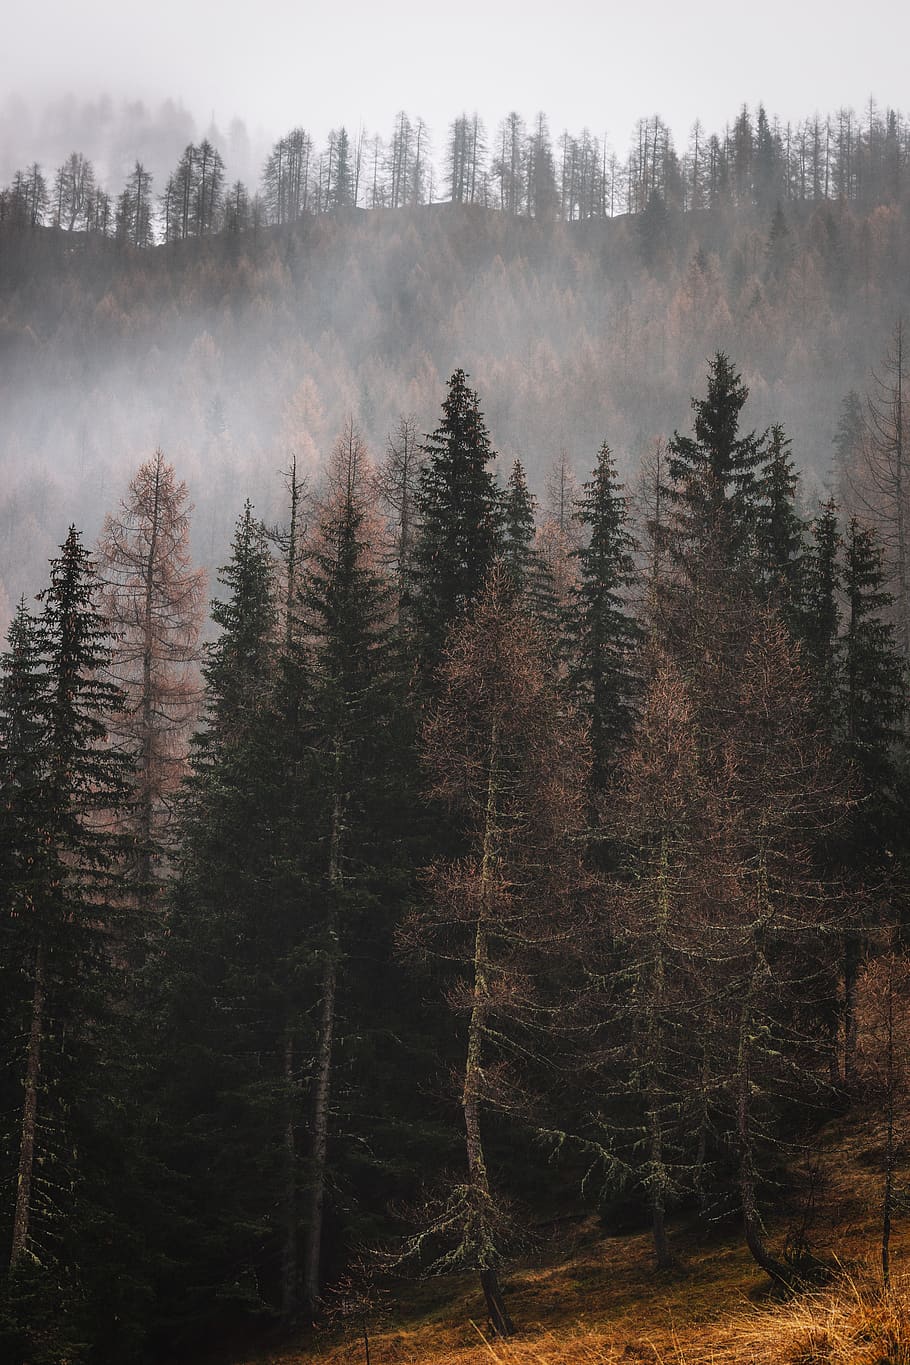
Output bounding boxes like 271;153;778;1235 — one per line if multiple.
0;530;139;1357
294;424;400;1314
153;505;285;1333
666;352;767;586
838;519;906;1085
203;503;276;742
798;499;843;730
565;442;640;794
843;518;905;809
502;459;537;591
501;458;553;618
410;370;503;680
852;321;910;656
755;423;805;621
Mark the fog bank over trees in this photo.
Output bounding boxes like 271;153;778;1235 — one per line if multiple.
1;96;909;626
0;93;265;190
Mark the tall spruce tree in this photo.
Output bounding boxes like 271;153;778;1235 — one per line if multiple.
502;459;537;593
153;505;286;1336
838;518;906;1083
410;369;503;680
844;518;905;813
565;442;640;794
0;603;47;1297
293;424;401;1315
666;352;767;585
799;499;843;731
755;423;805;622
0;530;140;1359
502;458;554;619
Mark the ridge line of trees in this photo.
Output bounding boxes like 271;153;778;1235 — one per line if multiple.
3;98;910;242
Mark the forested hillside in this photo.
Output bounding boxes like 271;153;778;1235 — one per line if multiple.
2;99;910;1365
2;343;910;1362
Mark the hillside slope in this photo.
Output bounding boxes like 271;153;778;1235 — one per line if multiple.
231;1113;909;1365
1;198;909;617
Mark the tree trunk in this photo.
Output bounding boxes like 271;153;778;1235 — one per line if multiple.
463;718;514;1338
645;833;673;1268
301;938;338;1315
895;321;906;661
281;1024;298;1320
882;976;895;1287
694;1041;711;1217
10;941;45;1268
138;454;162;898
883;1085;894;1287
301;776;343;1316
281;467;303;1322
736;970;792;1289
480;1267;514;1338
647;1106;672;1269
842;932;861;1087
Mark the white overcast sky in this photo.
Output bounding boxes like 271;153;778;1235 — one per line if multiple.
5;0;910;156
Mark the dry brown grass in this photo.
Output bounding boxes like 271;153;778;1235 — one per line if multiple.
361;1266;910;1365
239;1111;908;1365
710;1266;910;1364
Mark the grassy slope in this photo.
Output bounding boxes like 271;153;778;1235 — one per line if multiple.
237;1113;909;1365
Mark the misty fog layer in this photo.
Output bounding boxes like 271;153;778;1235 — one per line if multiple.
1;190;909;628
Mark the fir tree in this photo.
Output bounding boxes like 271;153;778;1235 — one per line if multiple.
0;530;139;1358
838;519;906;1084
755;423;805;620
501;458;554;619
799;499;843;730
410;370;503;680
153;505;285;1334
833;389;865;496
666;352;767;585
565;442;640;794
202;502;276;743
843;518;905;848
294;424;401;1314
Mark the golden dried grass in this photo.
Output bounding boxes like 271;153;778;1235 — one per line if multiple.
249;1112;908;1365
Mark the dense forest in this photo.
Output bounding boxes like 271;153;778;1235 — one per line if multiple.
2;97;910;1364
2;98;910;635
2;326;910;1359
